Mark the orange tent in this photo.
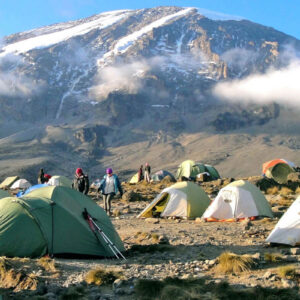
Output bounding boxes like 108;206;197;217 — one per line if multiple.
262;159;292;175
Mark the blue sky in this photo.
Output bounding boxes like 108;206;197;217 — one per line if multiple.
0;0;299;39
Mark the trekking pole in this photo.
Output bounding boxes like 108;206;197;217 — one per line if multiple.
89;216;126;260
83;209;125;260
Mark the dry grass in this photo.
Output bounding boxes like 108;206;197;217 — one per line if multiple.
264;253;283;263
85;268;122;286
112;208;121;217
277;265;298;280
0;257;38;291
37;257;58;273
266;186;279;195
279;187;294;196
216;252;256;273
295;187;300;194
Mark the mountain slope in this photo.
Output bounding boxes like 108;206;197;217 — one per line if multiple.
0;6;299;181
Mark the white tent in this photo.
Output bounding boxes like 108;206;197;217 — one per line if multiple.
266;196;300;245
48;175;72;188
10;179;31;190
203;180;273;221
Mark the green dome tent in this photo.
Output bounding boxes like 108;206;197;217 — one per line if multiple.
138;181;210;219
176;160;220;180
0;186;124;258
0;189;10;199
151;170;176;182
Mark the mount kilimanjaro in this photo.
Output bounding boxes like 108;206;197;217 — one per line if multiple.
0;6;299;181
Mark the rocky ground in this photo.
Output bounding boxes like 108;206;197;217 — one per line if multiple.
1;176;300;299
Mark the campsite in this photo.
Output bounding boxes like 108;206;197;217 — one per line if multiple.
1;162;300;299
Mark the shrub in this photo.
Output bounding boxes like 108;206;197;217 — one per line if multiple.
277;265;297;280
266;186;279;195
279;187;294;196
85;268;122;285
216;252;256;273
264;253;283;263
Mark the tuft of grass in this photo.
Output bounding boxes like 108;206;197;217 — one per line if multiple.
150;233;159;241
277;265;297;280
264;253;283;263
112;208;121;217
266;186;279;195
85;268;122;286
295;187;300;194
216;252;256;274
37;257;58;273
279;187;294;196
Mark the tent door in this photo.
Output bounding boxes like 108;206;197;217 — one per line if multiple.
152;193;170;217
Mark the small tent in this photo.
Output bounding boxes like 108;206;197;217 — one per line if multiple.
203;180;273;221
138;181;210;219
0;176;19;189
0;186;124;258
17;184;49;197
151;170;176;182
10;179;31;190
0;189;10;199
129;173;139;184
266;196;300;245
48;175;72;188
262;159;296;184
176;160;220;180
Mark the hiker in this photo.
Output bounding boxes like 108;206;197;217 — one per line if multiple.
144;162;151;183
73;168;89;195
137;165;143;182
98;168;123;215
44;174;52;183
38;168;45;184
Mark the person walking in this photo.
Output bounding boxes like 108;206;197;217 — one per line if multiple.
98;168;123;215
137;165;143;182
38;168;45;184
144;162;151;183
73;168;89;195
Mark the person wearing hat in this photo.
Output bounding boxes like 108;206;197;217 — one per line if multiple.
73;168;89;195
144;162;151;183
98;168;123;215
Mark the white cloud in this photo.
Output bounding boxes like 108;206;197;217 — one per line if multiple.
213;59;300;108
0;53;43;97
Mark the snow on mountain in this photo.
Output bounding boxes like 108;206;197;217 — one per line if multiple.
105;7;195;58
0;10;132;56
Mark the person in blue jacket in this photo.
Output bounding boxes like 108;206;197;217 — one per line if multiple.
98;168;123;215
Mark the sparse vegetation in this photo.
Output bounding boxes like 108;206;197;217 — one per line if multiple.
266;186;279;195
277;265;298;280
85;267;122;286
264;252;283;262
279;187;294;196
216;252;256;273
37;257;58;273
135;277;299;300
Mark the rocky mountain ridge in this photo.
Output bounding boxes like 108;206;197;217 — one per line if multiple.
0;6;299;181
